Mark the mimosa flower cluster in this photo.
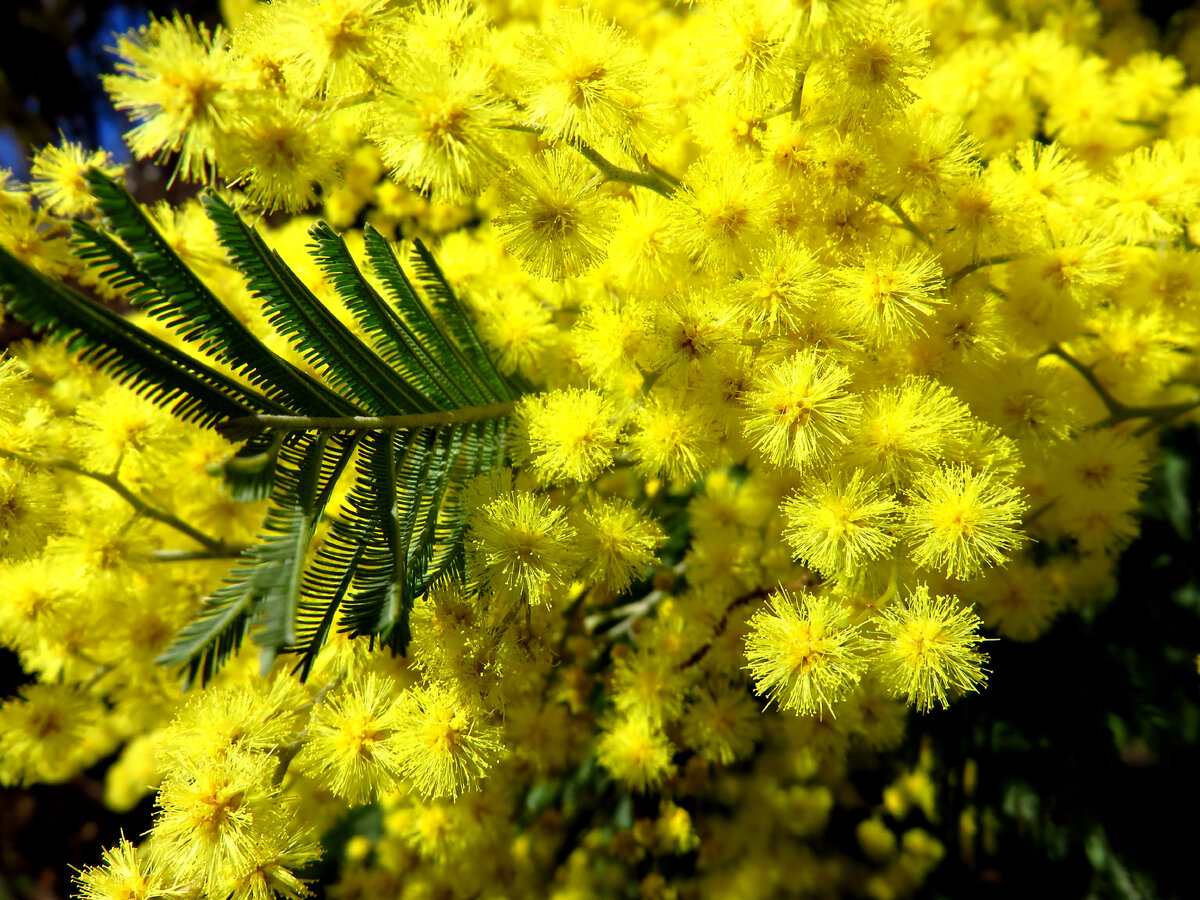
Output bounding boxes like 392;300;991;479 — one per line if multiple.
2;0;1199;896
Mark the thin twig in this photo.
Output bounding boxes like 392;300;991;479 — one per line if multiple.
1045;345;1200;430
583;561;686;636
1128;398;1200;435
0;449;227;552
273;681;337;787
306;90;376;113
146;547;252;562
537;588;594;703
585;589;665;637
1044;345;1123;418
220;400;517;438
569;139;676;198
1021;499;1057;527
678;589;766;670
1115;117;1165;130
790;65;808;120
874;196;931;246
643;158;681;188
947;255;1017;285
679;576;815;670
502;120;679;196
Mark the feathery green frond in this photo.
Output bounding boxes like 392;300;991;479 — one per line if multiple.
76;170;346;416
0;245;269;428
365;228;516;404
315;223;474;410
408;237;517;401
0;172;519;682
203;192;415;416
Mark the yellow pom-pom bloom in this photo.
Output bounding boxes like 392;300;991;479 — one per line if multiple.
104;14;241;181
75;836;181;900
744;591;868;716
162;679;307;769
370;58;509;198
732;237;825;335
223;100;341;212
670;151;776;275
857;817;898;862
213;829;321;900
10;0;1200;892
0;464;62;560
152;750;282;887
831;11;929;116
495;148;619;280
902;464;1027;579
742;350;861;470
871;585;989;712
575;497;664;595
0;683;95;784
468;490;580;605
269;0;398;94
832;246;945;343
680;683;762;766
30;141;122;216
595;711;674;793
848;376;973;485
694;0;799;108
628;394;715;482
518;388;619;484
298;674;405;804
782;470;901;577
394;684;502;800
517;6;664;156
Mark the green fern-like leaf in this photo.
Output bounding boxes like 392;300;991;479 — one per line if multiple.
0;171;519;682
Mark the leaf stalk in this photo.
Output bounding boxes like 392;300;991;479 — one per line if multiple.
220;400;517;437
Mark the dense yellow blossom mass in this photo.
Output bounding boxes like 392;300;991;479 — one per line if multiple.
2;0;1200;896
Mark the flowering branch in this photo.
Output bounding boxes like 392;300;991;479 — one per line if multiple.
1046;345;1200;430
0;448;228;553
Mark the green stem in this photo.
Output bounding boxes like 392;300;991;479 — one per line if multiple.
569;139;676;198
492;594;526;640
1045;345;1123;418
1021;499;1057;526
644;158;681;188
1128;399;1200;435
502;120;678;197
638;368;662;399
790;65;808;120
678;588;766;670
319;90;376;112
679;573;815;670
874;196;931;246
947;255;1017;285
221;400;517;436
1046;345;1200;431
273;681;337;787
147;547;252;562
81;661;117;692
0;449;227;552
1116;117;1165;130
761;66;808;121
584;589;665;637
